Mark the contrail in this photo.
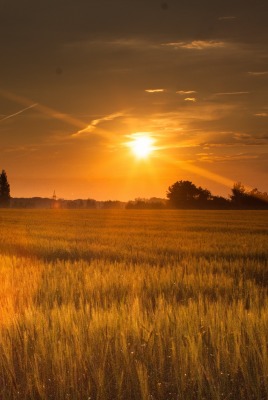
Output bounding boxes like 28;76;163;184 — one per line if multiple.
0;88;106;131
0;88;127;141
72;111;125;137
0;103;38;122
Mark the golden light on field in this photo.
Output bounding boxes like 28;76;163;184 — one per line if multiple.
127;133;155;159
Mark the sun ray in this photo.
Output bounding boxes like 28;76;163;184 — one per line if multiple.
157;151;255;192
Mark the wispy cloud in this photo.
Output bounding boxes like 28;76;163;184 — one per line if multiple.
198;153;259;163
72;112;125;137
218;16;236;21
233;133;252;140
214;91;250;96
0;103;38;122
1;144;38;154
163;40;227;50
201;131;268;148
65;38;157;53
184;98;197;102
176;90;197;95
145;89;166;93
248;71;268;76
254;112;268;117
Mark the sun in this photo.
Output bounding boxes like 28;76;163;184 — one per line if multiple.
128;133;155;159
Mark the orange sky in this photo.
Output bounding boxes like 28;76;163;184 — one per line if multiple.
0;1;267;200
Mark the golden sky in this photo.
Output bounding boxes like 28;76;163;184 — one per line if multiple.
0;1;267;200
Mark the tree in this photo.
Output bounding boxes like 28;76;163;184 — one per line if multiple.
230;182;247;208
167;180;212;208
248;188;268;208
0;170;11;207
230;182;268;209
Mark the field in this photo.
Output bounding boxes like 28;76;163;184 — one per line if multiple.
0;209;267;400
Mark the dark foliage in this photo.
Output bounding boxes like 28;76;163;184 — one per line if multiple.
0;170;11;207
230;182;268;209
166;180;268;210
126;198;166;209
167;180;219;209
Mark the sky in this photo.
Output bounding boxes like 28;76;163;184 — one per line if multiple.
0;0;267;200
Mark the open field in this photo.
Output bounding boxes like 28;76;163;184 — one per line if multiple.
0;209;267;399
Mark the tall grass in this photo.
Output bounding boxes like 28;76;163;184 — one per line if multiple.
0;210;267;399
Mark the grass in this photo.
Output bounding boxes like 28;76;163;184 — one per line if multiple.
0;209;267;399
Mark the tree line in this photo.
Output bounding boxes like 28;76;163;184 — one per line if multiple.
165;180;268;210
126;180;268;209
0;170;267;209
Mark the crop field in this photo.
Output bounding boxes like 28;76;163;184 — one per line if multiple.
0;209;267;400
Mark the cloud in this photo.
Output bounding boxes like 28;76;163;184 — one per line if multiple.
233;133;252;140
163;40;227;50
248;71;268;76
176;90;197;95
65;37;157;53
122;103;238;150
201;131;268;148
1;144;38;154
72;112;125;137
214;91;250;96
145;89;165;93
218;16;236;21
184;98;197;102
0;103;38;122
254;113;268;117
198;153;259;163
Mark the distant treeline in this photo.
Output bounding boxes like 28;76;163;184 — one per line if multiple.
125;197;167;209
2;175;268;210
127;181;268;210
10;198;126;210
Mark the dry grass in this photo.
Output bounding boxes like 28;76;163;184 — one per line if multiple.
0;209;267;399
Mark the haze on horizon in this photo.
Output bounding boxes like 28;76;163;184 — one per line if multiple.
0;0;267;201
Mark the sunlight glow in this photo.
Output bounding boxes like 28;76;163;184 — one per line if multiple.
128;133;155;159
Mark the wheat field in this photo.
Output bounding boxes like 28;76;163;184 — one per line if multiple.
0;209;267;399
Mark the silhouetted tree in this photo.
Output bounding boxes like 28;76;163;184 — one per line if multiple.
249;188;268;207
230;182;248;208
167;180;212;208
0;170;11;207
230;182;268;209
